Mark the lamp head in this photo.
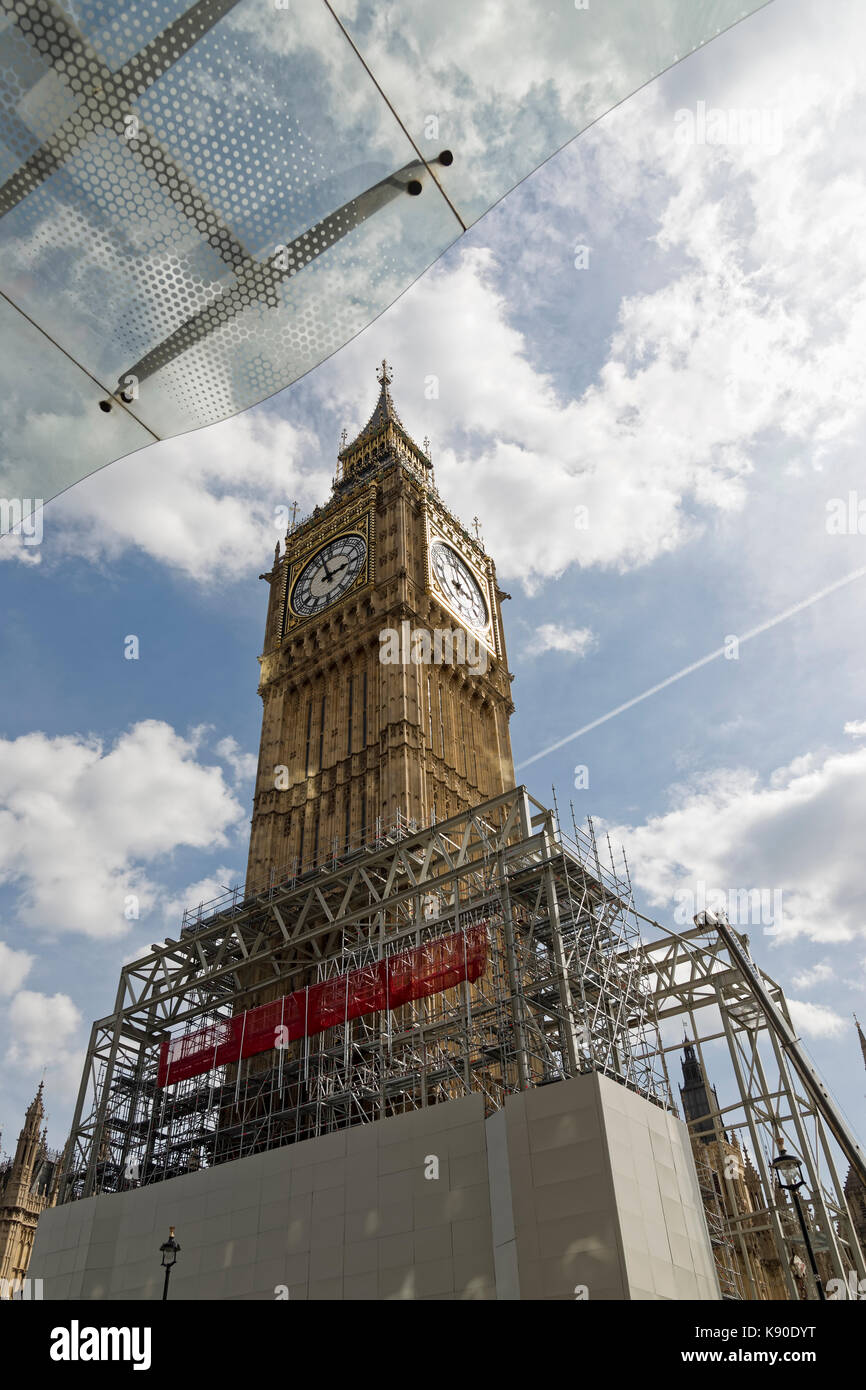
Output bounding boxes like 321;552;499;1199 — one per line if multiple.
160;1225;181;1267
772;1148;803;1189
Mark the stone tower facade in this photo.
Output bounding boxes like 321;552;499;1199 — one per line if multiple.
0;1083;62;1294
679;1040;724;1144
245;363;515;892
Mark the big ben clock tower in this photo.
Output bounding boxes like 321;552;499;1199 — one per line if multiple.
245;362;515;891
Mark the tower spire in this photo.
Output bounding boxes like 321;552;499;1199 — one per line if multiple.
24;1081;45;1127
9;1082;46;1186
855;1015;866;1073
336;359;431;489
679;1039;725;1144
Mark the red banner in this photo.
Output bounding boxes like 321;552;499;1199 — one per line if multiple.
158;924;487;1087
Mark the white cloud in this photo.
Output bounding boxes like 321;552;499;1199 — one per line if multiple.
215;736;259;784
5;995;82;1078
0;721;246;939
0;535;42;567
230;0;661;221
310;6;866;591
159;867;242;934
607;743;866;945
788;999;847;1039
844;720;866;738
0;941;34;997
119;866;242;963
791;961;835;991
304;247;722;589
43;410;327;583
524;623;596;657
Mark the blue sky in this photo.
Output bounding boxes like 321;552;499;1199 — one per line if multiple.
1;0;865;1160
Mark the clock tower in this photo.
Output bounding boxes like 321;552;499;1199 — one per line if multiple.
245;363;515;892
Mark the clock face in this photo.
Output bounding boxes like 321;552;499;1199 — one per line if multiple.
290;534;367;616
430;542;488;630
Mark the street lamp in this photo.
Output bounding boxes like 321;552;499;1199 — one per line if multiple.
159;1226;181;1301
772;1149;825;1300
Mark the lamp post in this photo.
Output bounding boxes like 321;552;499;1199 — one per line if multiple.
159;1226;181;1301
772;1149;825;1300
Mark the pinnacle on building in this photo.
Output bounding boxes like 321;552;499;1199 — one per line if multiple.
0;1083;63;1293
335;359;432;491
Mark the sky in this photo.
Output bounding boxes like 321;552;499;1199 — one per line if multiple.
1;0;865;1165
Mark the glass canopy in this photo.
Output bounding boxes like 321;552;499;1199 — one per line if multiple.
0;0;771;528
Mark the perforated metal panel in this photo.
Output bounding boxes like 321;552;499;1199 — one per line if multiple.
0;0;771;524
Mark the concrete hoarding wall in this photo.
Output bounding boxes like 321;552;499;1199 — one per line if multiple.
32;1092;496;1301
500;1072;720;1300
30;1076;719;1300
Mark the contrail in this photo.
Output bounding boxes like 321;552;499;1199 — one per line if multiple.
516;564;866;771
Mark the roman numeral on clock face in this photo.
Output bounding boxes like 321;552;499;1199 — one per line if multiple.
290;534;367;617
430;541;488;630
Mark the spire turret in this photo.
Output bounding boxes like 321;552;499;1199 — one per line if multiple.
6;1082;46;1196
679;1039;725;1144
336;360;431;490
22;1082;44;1134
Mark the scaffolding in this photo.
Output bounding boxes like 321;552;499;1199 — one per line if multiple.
692;1150;745;1300
626;917;866;1300
62;787;665;1190
60;786;866;1300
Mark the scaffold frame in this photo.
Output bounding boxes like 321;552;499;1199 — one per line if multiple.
624;918;866;1300
60;785;866;1301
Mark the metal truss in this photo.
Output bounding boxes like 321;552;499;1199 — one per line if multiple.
60;785;866;1302
629;920;866;1300
60;786;666;1202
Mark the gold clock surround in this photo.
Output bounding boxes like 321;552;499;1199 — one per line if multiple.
426;524;495;655
280;502;374;638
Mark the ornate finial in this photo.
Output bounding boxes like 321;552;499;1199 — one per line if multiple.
422;436;431;457
377;358;392;387
274;540;280;566
472;516;483;542
289;501;299;531
340;428;348;450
